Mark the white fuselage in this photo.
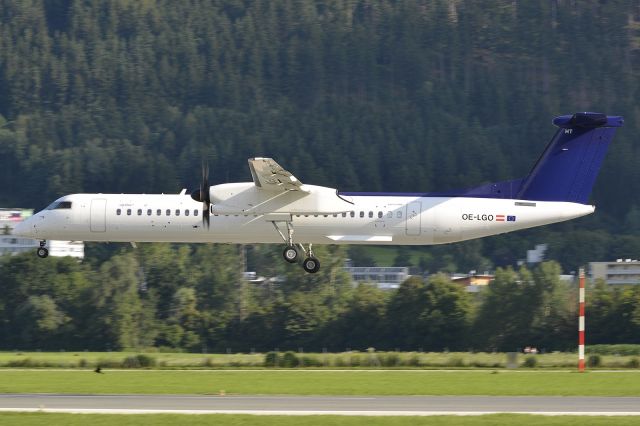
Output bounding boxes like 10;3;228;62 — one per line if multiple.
15;191;595;245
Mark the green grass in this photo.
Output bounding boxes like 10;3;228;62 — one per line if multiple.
0;370;639;396
0;413;639;426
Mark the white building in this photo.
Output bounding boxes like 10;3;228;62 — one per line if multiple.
343;266;410;290
589;259;640;285
0;208;84;259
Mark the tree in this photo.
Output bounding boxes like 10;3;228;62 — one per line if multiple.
15;295;67;349
87;253;157;350
387;274;471;351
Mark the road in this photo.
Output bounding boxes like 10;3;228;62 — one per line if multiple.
1;394;640;415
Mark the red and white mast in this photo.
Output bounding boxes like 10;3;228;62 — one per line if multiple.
578;267;586;372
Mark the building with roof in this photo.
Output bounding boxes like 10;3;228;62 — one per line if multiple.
343;266;410;290
589;259;640;285
451;273;494;292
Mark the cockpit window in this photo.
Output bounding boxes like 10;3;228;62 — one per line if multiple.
46;201;72;210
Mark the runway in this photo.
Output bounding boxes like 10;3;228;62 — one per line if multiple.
1;394;640;416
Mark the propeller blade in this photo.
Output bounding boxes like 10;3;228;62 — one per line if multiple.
200;161;211;229
191;160;212;229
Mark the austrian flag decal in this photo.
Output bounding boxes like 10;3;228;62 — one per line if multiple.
495;215;517;222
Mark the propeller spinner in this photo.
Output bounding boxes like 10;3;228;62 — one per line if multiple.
190;162;211;228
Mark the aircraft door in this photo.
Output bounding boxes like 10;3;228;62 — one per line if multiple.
90;199;107;232
405;202;421;236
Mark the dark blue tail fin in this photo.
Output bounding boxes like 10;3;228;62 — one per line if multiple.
516;112;623;204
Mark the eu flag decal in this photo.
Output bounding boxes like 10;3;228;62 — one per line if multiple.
507;215;516;222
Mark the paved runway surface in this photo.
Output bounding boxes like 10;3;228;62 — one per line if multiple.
1;394;640;415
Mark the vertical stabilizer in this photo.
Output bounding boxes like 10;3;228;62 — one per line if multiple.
516;112;623;204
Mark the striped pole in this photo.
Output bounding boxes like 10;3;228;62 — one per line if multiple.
578;267;585;372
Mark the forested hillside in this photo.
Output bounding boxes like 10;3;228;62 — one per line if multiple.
1;0;640;270
1;0;640;351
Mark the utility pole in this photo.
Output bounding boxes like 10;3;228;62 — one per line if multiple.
578;267;585;372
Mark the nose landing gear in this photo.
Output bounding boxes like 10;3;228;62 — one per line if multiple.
36;240;49;258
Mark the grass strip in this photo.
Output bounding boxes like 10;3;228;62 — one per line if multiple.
1;413;640;426
0;370;638;396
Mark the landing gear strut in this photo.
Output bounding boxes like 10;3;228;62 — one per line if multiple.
36;240;49;258
271;220;320;273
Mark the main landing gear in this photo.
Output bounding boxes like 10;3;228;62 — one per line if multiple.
272;221;320;273
36;240;49;258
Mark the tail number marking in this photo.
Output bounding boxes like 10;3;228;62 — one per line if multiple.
462;214;494;221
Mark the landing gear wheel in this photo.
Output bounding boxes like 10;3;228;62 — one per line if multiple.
302;257;321;273
283;246;298;263
36;247;49;258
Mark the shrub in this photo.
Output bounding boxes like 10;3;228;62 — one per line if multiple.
448;357;466;367
349;354;362;367
522;357;537;368
627;358;640;368
407;354;421;367
382;353;400;367
587;355;601;368
300;356;322;367
264;351;280;367
122;354;156;368
587;345;640;356
7;358;38;368
281;351;299;368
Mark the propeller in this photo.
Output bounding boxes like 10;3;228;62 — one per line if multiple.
191;162;211;229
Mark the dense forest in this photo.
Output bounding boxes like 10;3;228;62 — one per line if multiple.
1;0;640;350
2;249;640;352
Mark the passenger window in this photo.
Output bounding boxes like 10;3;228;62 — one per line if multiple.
194;209;199;216
116;209;121;215
397;211;402;218
342;212;347;218
368;211;373;218
359;211;364;218
147;209;152;216
156;209;161;216
127;209;131;216
387;211;393;218
185;210;190;216
350;211;355;218
378;211;383;218
166;209;171;216
175;209;180;216
137;209;142;216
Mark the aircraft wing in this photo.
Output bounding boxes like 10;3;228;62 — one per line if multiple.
248;157;309;193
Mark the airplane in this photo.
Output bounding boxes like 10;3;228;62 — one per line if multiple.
13;112;623;273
